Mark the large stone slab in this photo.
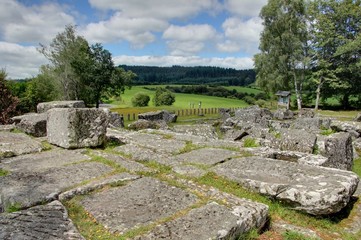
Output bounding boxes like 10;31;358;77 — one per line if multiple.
0;162;112;211
331;120;361;138
138;110;177;123
0;149;90;172
0;200;84;240
172;148;241;166
0;132;43;160
212;157;359;215
80;177;198;234
124;132;187;154
12;113;47;137
136;202;255;240
37;100;85;113
47;108;108;149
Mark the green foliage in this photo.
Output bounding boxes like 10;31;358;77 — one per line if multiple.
352;156;361;178
6;202;22;213
255;0;309;110
243;138;259;148
0;69;19;124
0;168;9;177
282;230;318;240
153;87;175;106
131;92;150;107
320;128;336;136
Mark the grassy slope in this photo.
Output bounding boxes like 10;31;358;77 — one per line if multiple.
112;86;249;111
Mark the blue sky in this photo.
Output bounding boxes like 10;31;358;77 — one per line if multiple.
0;0;268;79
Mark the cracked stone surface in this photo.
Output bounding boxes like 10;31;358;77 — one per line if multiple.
0;132;43;160
0;200;84;240
213;157;359;215
171;148;241;166
80;177;198;234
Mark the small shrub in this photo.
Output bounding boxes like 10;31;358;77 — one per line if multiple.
255;99;266;108
0;168;9;177
6;202;22;213
244;96;256;105
131;92;150;107
320;128;335;136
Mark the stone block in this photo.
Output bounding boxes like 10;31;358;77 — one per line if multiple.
138;110;177;123
278;129;317;153
213;156;359;215
37;100;85;113
323;132;353;171
47;108;108;149
14;113;47;137
108;112;124;128
273;109;294;120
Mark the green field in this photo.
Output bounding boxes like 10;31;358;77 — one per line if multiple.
110;85;249;112
223;86;264;94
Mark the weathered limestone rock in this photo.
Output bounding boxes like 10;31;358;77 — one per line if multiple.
13;113;47;137
172;124;218;139
213;157;359;215
273;109;294;120
138;110;177;123
277;129;317;153
80;177;198;234
0;201;84;240
136;202;259;240
0;161;112;211
272;220;321;239
292;117;331;132
298;108;315;118
219;108;231;120
331;120;361;138
0;132;43;160
172;148;241;166
0;125;15;132
47;108;108;149
37;100;85;113
323;132;353;171
128;119;168;130
108;112;124;128
234;105;272;127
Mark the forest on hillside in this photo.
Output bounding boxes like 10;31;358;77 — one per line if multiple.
119;65;256;86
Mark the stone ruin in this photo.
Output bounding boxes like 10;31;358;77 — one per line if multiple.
1;102;361;239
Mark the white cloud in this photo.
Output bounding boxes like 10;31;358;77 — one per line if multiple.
224;0;267;18
163;24;217;56
0;42;48;79
218;17;263;54
113;55;254;69
0;0;75;44
82;12;168;47
88;0;221;19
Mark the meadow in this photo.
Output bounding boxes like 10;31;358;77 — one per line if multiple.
110;85;250;116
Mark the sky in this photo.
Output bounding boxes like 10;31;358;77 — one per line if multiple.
0;0;268;79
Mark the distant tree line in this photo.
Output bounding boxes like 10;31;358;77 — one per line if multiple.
120;65;256;86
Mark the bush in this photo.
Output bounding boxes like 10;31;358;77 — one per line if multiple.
131;92;150;107
255;99;267;108
244;96;256;105
153;87;175;106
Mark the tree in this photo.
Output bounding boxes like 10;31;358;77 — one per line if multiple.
24;66;60;111
72;43;135;108
0;69;19;124
255;0;309;110
153;87;176;106
309;0;361;109
39;25;88;100
131;92;150;107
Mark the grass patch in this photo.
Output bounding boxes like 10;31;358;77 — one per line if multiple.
40;140;52;151
243;138;259;148
177;141;201;154
63;197;120;240
0;168;9;177
5;202;22;213
320;128;336;136
352;156;361;178
282;230;318;240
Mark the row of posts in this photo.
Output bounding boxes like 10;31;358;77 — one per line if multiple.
120;107;241;121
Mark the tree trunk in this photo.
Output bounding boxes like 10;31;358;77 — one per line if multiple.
293;72;302;110
314;76;323;111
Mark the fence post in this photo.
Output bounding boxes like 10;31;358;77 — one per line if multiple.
133;113;136;120
127;114;130;121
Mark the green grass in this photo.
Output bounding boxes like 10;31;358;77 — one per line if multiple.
223;86;264;94
352;156;361;178
5;202;22;213
243;138;259;148
111;85;248;109
317;110;359;121
0;168;9;177
282;230;318;240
